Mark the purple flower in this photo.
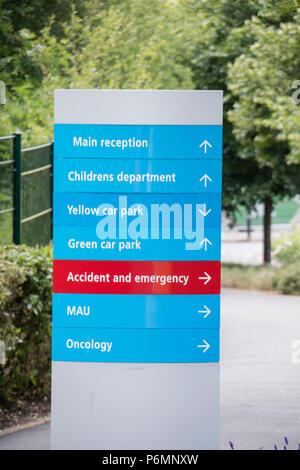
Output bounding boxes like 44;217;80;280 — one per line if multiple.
284;436;289;446
274;445;278;450
229;441;234;450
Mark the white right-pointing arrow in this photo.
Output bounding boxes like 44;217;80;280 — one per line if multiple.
198;305;211;318
199;174;212;188
197;340;210;353
198;272;211;285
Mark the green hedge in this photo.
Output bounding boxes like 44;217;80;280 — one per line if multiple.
271;262;300;295
271;229;300;295
0;245;52;408
273;229;300;264
0;242;299;415
221;262;300;296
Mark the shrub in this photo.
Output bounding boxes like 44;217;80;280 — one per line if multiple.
0;244;52;408
221;263;274;291
271;262;300;295
273;229;300;264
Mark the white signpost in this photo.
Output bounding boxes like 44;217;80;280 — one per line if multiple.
51;89;222;450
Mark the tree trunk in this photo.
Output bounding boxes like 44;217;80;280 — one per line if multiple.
263;197;273;265
246;211;251;241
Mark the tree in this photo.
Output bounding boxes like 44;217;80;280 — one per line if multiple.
1;0;194;144
0;0;40;89
186;0;300;263
0;0;87;92
2;0;86;38
228;14;300;262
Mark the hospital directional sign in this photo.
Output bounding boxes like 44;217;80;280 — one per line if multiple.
52;293;220;329
52;327;219;363
54;158;222;194
53;226;221;261
51;90;223;450
54;124;222;159
53;259;220;295
53;192;221;227
53;191;221;260
53;103;222;363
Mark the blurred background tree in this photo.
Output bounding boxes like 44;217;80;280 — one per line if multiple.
0;0;87;89
185;0;300;262
0;0;194;141
1;0;300;263
228;11;300;262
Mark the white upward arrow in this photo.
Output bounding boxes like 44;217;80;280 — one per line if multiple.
199;204;212;217
198;272;211;285
200;238;212;251
197;340;210;353
198;305;211;318
199;140;212;154
199;174;212;187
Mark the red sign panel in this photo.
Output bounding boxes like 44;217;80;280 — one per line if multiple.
53;260;221;295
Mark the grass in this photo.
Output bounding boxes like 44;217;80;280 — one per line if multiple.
221;263;275;292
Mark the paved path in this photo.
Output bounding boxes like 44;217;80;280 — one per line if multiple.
1;289;300;450
0;422;50;450
221;289;300;450
221;241;264;265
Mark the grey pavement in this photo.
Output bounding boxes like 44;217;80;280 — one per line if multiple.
221;289;300;450
221;240;264;265
0;288;300;450
0;422;50;450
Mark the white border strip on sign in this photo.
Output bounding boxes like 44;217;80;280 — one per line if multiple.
54;89;223;126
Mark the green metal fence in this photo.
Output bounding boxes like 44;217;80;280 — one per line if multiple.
0;135;15;244
0;134;53;246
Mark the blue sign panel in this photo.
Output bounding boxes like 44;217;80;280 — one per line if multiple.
53;193;221;229
54;124;222;160
52;327;219;363
53;225;220;261
53;98;222;365
54;158;222;194
52;293;220;329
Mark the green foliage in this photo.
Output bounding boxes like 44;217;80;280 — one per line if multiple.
259;0;300;18
1;0;194;146
2;0;86;38
0;244;52;407
221;262;274;291
1;0;300;213
0;1;41;89
187;0;300;218
0;0;87;90
271;262;300;295
273;228;300;264
227;11;300;194
187;0;263;214
222;260;300;296
188;0;300;263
